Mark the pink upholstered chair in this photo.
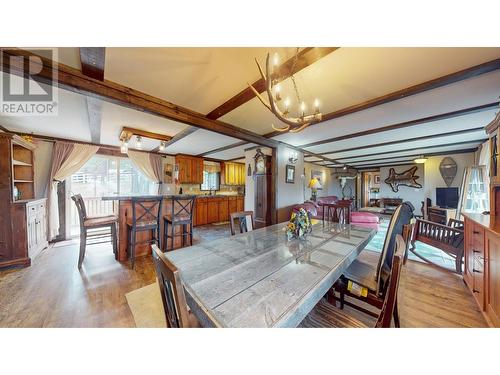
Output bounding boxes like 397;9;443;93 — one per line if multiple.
351;211;380;230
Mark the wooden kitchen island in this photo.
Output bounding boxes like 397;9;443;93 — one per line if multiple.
103;194;244;262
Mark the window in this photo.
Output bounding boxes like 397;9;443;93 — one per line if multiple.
67;155;157;236
201;171;220;191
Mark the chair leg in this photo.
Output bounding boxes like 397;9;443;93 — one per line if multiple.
163;219;168;252
171;220;175;250
326;288;336;305
339;291;345;309
129;228;136;269
78;230;87;269
190;223;193;246
393;297;401;328
111;223;118;257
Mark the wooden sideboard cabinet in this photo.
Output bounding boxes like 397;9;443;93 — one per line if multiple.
0;133;48;269
463;213;500;327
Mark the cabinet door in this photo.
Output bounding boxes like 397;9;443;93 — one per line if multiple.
27;212;37;254
487;233;500;326
198;201;208;225
177;158;187;183
207;200;219;224
237;197;244;212
194;158;203;184
228;198;237;215
219;199;228;222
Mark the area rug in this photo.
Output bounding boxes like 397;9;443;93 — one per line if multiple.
364;219;455;270
125;283;166;328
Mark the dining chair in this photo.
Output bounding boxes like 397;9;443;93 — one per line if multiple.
300;234;406;328
127;196;163;269
229;211;255;236
330;202;414;327
151;244;200;328
71;194;118;269
163;195;196;251
322;203;351;224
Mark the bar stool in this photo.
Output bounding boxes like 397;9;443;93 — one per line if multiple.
163;195;196;251
127;196;163;269
71;194;118;269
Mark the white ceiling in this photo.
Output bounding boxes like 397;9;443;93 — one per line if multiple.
2;47;500;166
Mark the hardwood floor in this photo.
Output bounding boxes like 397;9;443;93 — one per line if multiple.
0;229;487;328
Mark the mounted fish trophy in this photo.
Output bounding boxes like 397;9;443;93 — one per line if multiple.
384;166;422;193
439;157;458;187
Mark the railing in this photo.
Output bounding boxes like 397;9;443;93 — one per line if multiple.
69;197;116;237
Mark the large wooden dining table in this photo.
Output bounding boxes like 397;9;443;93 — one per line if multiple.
165;220;376;328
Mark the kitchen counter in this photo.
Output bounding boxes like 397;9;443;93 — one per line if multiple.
103;194;245;262
462;212;500;236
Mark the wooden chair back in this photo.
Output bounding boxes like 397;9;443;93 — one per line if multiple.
375;234;406;328
71;194;87;227
229;211;255;236
327;203;351;224
170;195;196;221
131;196;163;228
151;244;190;328
375;202;413;295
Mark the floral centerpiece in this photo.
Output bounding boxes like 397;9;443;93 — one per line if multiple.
286;208;312;240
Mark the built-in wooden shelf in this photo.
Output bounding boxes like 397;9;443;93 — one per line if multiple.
12;159;32;167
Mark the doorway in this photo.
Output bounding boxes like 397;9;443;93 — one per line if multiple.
360;170;381;208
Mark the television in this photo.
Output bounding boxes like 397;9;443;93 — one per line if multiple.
436;187;459;209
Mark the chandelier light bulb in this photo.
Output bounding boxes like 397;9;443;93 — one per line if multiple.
273;52;279;67
314;98;320;110
135;135;142;149
274;84;281;101
300;102;306;116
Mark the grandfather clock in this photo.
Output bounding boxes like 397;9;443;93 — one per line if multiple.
253;148;272;229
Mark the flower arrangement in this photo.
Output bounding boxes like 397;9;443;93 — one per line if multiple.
286;208;312;240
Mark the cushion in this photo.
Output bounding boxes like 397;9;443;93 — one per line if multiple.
351;212;380;224
165;214;192;222
84;215;118;227
343;258;380;293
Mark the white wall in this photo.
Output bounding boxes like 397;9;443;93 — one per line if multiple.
424;152;475;204
304;163;331;200
276;144;304;209
376;152;475;212
379;164;425;211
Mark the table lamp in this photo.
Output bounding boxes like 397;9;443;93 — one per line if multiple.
308;177;322;201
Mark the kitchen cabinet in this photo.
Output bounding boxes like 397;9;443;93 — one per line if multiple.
222;162;245;185
176;155;203;184
228;196;237;217
237;196;244;212
207;199;219;224
218;198;228;222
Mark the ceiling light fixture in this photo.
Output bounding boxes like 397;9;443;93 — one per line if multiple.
120;140;128;154
135;135;142;149
414;155;428;164
249;48;322;134
159;141;166;151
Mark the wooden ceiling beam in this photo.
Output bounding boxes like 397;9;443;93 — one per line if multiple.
80;48;106;144
264;59;500;138
151;127;198;152
336;138;487;162
80;47;106;80
353;148;478;169
120;126;173;142
297;102;499;149
1;48;278;148
206;47;339;119
314;126;485;156
199;140;248;156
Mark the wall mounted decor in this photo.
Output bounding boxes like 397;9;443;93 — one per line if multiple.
311;170;323;190
374;174;381;184
384;166;422;192
285;165;295;183
439;157;458;187
164;164;173;184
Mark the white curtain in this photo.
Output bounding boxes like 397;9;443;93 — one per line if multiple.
127;150;163;193
49;144;99;239
478;140;491;193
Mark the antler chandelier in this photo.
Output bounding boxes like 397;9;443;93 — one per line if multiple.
249;48;322;133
